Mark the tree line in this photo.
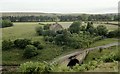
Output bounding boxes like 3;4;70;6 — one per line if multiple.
2;14;118;22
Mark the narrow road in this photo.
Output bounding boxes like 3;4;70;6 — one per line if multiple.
52;42;119;64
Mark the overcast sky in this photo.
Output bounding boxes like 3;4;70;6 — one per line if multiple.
0;0;119;14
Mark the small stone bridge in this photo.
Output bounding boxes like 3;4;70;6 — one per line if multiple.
52;42;119;66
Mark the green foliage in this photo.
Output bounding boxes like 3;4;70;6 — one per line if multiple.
84;46;118;64
36;25;56;37
32;41;44;49
43;30;56;37
101;52;116;62
18;61;61;73
96;25;108;36
32;41;41;47
18;61;46;72
14;38;31;49
72;60;98;72
23;45;38;59
86;22;96;35
2;40;14;50
68;33;94;49
43;24;50;30
80;25;86;31
0;20;13;28
44;36;54;42
68;21;81;34
107;28;120;38
37;44;44;49
93;36;103;42
86;22;93;30
54;30;71;45
36;26;44;35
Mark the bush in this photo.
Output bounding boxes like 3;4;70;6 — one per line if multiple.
86;22;96;35
43;24;50;30
37;44;44;49
14;38;31;48
32;41;41;47
32;41;44;49
18;61;58;73
44;36;54;42
43;30;56;37
68;21;81;34
107;29;120;38
18;61;46;72
96;25;108;36
2;40;14;50
36;26;44;35
101;53;115;62
23;45;38;59
0;20;13;28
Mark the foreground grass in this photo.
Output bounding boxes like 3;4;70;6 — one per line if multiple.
2;42;64;65
87;62;118;72
83;46;118;64
83;46;119;72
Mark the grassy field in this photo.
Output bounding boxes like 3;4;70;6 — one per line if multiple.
2;22;118;40
93;23;118;31
2;22;118;65
84;46;118;64
84;46;119;72
90;38;118;47
2;22;40;40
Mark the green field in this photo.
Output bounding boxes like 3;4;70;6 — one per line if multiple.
83;46;119;72
2;22;118;40
2;22;118;66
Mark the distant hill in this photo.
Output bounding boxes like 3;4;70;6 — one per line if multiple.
1;12;58;17
0;12;117;17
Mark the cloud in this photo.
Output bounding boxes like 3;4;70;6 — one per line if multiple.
0;0;119;14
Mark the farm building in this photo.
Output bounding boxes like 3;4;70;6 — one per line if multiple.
49;22;63;32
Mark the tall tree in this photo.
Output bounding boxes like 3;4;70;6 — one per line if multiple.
68;21;81;34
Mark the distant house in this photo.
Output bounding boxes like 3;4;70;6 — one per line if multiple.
49;22;63;32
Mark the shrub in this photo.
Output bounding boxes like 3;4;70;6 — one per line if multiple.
18;61;46;72
68;21;81;34
107;29;120;38
96;25;108;36
44;36;54;42
32;41;41;47
43;24;50;30
43;30;56;37
37;44;44;49
23;45;38;59
86;22;96;35
32;41;44;49
2;40;14;50
14;38;31;48
36;26;44;35
101;53;115;62
0;20;13;28
18;61;58;73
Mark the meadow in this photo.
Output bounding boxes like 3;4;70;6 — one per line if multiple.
2;22;118;40
83;46;119;72
2;22;118;66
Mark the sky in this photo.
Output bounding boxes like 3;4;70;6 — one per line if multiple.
0;0;119;14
